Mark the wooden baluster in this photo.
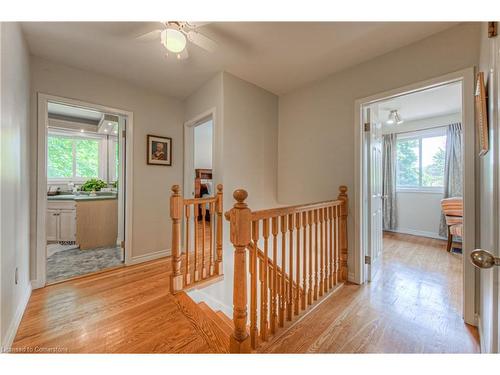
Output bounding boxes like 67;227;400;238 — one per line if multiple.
270;217;278;334
185;204;191;286
194;203;200;282
227;189;251;353
328;206;334;289
279;215;287;327
215;184;223;275
335;204;340;285
170;185;183;293
313;209;319;300
318;208;324;297
287;213;294;321
209;201;215;276
333;205;338;285
201;204;207;279
307;210;313;305
323;207;328;294
338;186;348;281
261;218;269;341
301;211;307;311
250;220;259;349
295;212;301;315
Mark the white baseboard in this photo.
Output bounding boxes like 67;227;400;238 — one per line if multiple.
2;282;32;352
387;228;446;240
347;271;356;284
30;278;45;290
127;248;171;265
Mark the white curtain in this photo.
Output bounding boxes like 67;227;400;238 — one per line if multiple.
439;123;463;237
382;134;397;230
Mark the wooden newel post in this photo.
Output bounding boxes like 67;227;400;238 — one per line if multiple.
226;189;252;353
215;184;224;275
337;185;348;282
170;185;184;294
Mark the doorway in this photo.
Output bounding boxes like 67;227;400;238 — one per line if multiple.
35;94;134;287
354;68;476;326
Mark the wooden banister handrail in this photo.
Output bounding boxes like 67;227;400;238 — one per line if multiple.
226;185;349;353
169;184;224;294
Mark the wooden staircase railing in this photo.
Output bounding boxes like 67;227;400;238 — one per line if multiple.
226;186;348;353
170;184;224;294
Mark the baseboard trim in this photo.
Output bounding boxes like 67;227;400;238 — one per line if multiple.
2;282;32;351
127;248;171;265
386;228;446;240
188;288;232;318
347;271;356;284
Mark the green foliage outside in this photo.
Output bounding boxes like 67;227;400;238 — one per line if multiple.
397;139;419;187
422;147;445;187
47;135;99;179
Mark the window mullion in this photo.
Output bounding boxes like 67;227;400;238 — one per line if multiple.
72;139;77;180
418;136;423;188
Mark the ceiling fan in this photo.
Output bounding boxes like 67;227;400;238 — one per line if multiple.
135;21;217;60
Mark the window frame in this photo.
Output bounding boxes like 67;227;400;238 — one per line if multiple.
395;127;447;193
47;129;114;183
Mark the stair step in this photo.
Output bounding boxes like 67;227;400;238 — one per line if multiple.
216;311;233;331
174;292;229;353
198;302;233;337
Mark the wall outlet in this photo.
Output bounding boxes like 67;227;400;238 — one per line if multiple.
15;267;18;285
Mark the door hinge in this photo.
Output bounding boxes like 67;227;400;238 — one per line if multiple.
364;122;370;132
121;240;125;249
122;130;126;138
365;255;371;264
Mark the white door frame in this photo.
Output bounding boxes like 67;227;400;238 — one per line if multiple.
353;67;476;326
183;107;218;198
33;92;134;289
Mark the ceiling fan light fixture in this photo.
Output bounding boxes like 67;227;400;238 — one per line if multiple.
161;28;187;54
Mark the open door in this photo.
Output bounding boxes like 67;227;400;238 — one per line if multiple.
364;104;383;282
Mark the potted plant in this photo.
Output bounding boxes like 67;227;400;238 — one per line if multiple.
80;178;107;194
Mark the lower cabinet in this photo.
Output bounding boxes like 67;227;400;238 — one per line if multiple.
47;201;76;242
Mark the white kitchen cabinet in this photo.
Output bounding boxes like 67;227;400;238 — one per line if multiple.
46;209;59;241
46;201;76;242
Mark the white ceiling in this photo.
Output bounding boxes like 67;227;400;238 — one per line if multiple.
22;22;458;99
377;81;462;124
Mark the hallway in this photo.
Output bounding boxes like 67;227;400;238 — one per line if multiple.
260;233;480;353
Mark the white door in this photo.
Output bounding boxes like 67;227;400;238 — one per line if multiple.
475;34;500;353
58;210;76;241
365;105;383;282
46;209;59;241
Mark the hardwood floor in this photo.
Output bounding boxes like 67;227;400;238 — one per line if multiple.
260;232;480;353
13;231;480;353
12;257;228;353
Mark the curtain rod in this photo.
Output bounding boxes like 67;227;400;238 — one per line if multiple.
386;123;460;136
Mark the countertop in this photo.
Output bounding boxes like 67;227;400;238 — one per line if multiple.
47;193;117;202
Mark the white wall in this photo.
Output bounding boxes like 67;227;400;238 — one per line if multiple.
278;23;481;275
0;22;31;348
183;72;279;310
29;56;184;277
194;119;213;169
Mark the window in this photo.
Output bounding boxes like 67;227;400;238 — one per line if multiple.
47;131;105;181
396;129;446;190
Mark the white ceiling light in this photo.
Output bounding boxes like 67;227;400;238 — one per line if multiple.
161;28;187;54
387;110;404;125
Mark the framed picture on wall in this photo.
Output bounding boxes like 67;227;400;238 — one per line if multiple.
475;72;489;156
147;135;172;166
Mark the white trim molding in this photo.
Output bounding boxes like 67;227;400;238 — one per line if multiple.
354;67;476;326
128;249;171;266
34;93;134;287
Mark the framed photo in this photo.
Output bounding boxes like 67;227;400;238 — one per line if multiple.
475;72;489;156
147;135;172;166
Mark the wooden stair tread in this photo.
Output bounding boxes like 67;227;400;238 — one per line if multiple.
174;292;230;353
216;311;233;330
198;302;233;337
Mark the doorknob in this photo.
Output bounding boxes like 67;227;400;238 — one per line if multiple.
470;249;500;269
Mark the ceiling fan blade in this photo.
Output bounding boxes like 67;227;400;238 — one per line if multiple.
185;22;211;28
134;29;162;42
186;31;217;52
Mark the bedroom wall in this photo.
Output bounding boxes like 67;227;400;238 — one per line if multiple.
277;22;481;278
0;22;31;348
29;56;184;279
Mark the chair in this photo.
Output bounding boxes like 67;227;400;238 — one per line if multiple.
440;197;463;252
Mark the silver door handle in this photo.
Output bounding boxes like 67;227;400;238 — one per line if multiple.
470;249;500;269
